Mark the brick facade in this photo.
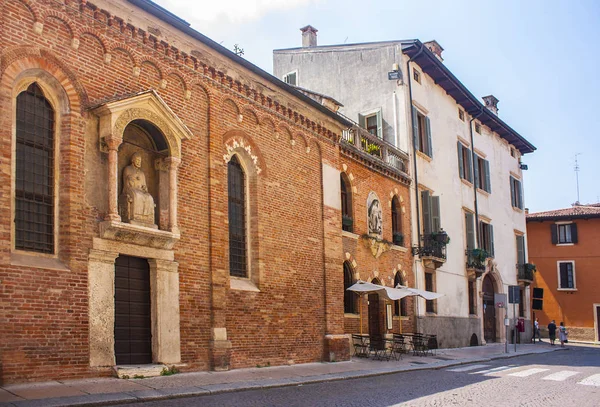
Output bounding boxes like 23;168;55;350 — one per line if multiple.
0;0;413;383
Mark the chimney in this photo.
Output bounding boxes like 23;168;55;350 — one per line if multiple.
482;95;499;115
300;25;318;47
424;40;444;61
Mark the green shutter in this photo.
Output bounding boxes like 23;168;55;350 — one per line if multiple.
474;156;480;188
571;223;578;243
516;235;525;265
457;142;464;179
489;224;495;257
425;116;433;157
466;149;473;182
484;159;491;193
376;108;383;139
421;190;432;235
358;113;366;129
431;196;441;232
466;212;475;251
517;180;523;209
412;107;420;151
510;177;516;207
550;224;558;244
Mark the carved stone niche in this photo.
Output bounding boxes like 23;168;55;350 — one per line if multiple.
367;191;382;239
92;90;193;249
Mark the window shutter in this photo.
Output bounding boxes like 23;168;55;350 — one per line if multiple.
571;223;578;243
376;109;383;139
517;180;523;209
559;263;568;288
516;235;525;265
466;149;473;182
457;142;464;179
358;113;366;129
412;107;420;151
510;177;516;207
489;224;495;257
425;116;433;157
421;190;432;235
484;159;491;193
465;212;475;251
550;224;558;244
431;196;441;232
474;156;480;189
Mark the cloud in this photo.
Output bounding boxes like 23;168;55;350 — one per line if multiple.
153;0;319;24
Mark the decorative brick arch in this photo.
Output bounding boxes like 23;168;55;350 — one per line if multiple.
222;130;266;177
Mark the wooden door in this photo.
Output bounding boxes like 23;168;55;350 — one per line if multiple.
114;255;152;365
368;293;382;348
596;306;600;342
482;275;496;342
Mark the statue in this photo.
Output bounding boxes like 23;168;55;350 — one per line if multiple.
368;198;382;236
119;152;157;228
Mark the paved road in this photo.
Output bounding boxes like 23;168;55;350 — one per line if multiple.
115;345;600;407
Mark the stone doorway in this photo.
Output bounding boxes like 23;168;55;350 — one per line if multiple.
482;274;496;342
114;255;152;365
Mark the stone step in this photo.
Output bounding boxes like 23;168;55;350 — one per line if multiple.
114;364;168;379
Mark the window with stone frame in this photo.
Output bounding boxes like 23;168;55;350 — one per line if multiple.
412;107;432;157
344;262;357;314
228;155;247;278
468;280;476;315
479;221;495;258
391;196;403;246
341;173;353;232
15;83;55;254
558;261;576;290
394;272;408;317
425;272;436;313
457;142;473;183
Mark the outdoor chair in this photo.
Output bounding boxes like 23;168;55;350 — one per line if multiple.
411;333;429;356
352;334;369;358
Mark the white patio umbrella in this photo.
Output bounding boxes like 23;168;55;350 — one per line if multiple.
395;285;444;300
346;280;413;335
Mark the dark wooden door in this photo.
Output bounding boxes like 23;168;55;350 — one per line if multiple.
482;275;496;342
596;306;600;342
368;293;382;347
114;255;152;365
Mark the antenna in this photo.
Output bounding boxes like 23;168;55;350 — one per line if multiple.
574;153;582;204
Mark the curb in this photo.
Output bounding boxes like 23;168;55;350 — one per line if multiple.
0;347;565;407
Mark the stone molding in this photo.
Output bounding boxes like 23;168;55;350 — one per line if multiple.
99;220;180;250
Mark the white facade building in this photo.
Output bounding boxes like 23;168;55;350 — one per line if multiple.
274;28;536;347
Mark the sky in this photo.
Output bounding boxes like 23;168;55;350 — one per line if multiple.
154;0;600;213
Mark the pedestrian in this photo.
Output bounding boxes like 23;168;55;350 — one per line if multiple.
558;321;568;347
548;320;557;346
534;318;541;343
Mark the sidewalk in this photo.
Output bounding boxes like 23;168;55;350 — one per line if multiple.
0;342;565;407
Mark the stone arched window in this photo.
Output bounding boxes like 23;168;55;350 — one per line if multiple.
394;273;408;316
228;155;247;278
343;261;356;314
14;83;55;254
391;196;403;246
340;173;353;232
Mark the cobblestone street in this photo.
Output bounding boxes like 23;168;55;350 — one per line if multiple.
115;345;600;407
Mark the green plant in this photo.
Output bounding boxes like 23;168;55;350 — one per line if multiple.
160;365;180;376
133;374;145;379
121;374;130;379
524;263;537;273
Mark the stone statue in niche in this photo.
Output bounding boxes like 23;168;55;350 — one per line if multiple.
367;192;382;237
119;152;157;228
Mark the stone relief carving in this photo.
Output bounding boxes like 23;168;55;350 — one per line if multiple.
367;191;382;237
119;152;157;228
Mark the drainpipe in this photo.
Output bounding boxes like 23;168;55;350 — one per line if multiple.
469;107;484;247
407;43;425;250
406;42;425;332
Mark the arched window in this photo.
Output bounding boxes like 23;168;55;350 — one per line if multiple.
15;83;55;253
341;173;353;232
394;273;408;316
391;196;403;246
228;155;247;277
343;262;356;314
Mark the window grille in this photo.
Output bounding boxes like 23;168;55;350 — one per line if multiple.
15;83;55;253
228;155;247;278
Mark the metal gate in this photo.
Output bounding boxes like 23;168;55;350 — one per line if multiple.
114;255;152;365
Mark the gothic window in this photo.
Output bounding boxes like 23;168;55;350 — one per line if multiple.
341;173;353;232
391;196;403;246
394;273;408;317
15;83;55;253
344;262;356;314
228;155;247;278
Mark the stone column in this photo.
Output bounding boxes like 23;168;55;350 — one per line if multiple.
166;157;181;234
104;135;123;222
148;259;181;364
88;249;119;367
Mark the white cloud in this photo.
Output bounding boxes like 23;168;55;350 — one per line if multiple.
154;0;319;23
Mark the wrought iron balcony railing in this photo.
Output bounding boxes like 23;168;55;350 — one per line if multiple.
466;249;489;271
413;234;447;260
516;263;535;282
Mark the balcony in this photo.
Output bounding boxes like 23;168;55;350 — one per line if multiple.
517;263;536;286
413;233;447;269
466;249;489;279
341;126;410;181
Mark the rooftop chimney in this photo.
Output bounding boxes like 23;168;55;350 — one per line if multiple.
300;25;318;48
482;95;499;115
424;40;444;61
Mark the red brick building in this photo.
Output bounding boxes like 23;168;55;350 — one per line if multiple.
527;204;600;342
0;0;414;383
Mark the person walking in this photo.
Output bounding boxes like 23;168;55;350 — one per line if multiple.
548;320;557;346
558;321;568;347
534;318;541;343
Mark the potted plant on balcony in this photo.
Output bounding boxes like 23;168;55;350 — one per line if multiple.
432;229;450;244
470;248;489;270
524;263;537;273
